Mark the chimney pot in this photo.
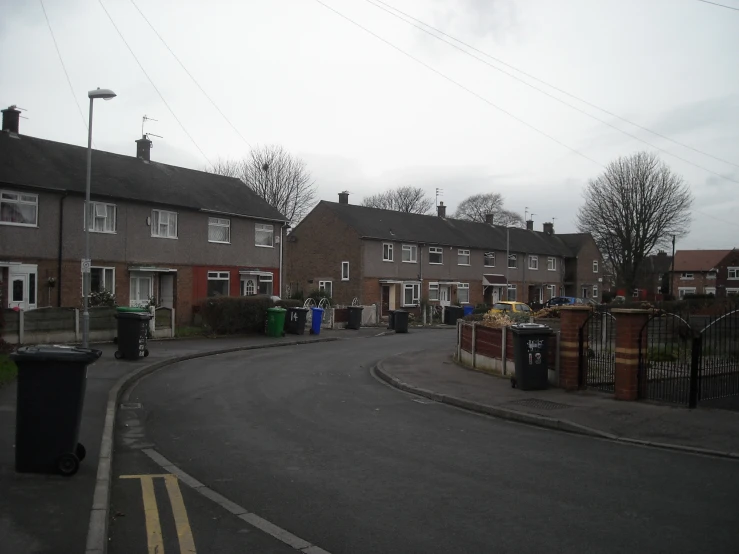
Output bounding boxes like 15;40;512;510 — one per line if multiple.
526;219;533;231
543;222;554;235
136;135;152;162
485;213;495;225
338;191;349;204
2;105;21;134
437;202;446;218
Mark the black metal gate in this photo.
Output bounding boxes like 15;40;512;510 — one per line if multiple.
638;305;739;408
578;309;616;392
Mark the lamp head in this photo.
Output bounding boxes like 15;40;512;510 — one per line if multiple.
88;88;117;100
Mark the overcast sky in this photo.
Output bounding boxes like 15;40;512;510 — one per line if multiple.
2;0;738;249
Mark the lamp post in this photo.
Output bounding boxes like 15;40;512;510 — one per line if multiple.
82;87;116;348
506;226;511;301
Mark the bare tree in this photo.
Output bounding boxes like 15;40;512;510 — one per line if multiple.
576;152;693;294
209;145;317;223
453;193;524;227
361;186;433;214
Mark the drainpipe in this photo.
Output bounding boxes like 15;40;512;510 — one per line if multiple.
279;222;286;297
57;192;68;307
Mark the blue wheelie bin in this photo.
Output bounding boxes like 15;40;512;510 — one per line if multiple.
310;307;324;335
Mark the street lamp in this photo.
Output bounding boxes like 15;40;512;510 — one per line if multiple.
82;87;116;348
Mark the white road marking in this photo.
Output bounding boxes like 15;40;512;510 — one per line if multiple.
142;448;333;554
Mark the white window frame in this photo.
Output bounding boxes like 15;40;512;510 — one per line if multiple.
130;274;154;307
208;217;231;243
428;246;443;265
593;285;598;299
319;280;333;297
704;287;716;296
255;223;274;248
592;260;599;273
88;266;115;295
383;243;394;262
402;282;421;307
457;283;470;304
258;273;273;296
680;272;694;280
401;244;417;263
547;284;556;299
508;254;517;269
428;282;439;301
728;267;739;280
151;209;178;239
547;257;556;271
207;271;230;297
528;255;539;270
85;201;117;234
341;261;349;281
484;252;495;267
457;249;471;266
727;288;739;296
707;271;717;280
678;287;696;298
583;287;590;299
507;284;517;301
1;190;38;227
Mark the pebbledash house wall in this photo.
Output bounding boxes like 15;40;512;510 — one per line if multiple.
284;202;364;305
1;191;280;325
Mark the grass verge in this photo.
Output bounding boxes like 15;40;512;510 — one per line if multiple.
0;355;18;387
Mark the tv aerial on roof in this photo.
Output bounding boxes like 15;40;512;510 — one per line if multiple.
141;115;163;142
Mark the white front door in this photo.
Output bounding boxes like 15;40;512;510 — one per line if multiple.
492;287;500;303
160;274;174;308
8;264;37;310
439;285;451;306
130;274;153;307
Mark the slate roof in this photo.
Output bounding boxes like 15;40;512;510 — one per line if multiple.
317;201;587;256
673;250;730;272
0;132;286;221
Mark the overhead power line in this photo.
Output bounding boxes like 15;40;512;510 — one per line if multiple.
696;0;739;11
38;0;90;138
366;0;739;175
128;0;252;149
311;0;604;169
97;0;213;167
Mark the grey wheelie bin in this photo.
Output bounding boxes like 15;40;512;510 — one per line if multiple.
11;345;102;475
285;307;309;335
511;323;552;390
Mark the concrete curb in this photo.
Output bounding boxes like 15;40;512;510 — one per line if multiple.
373;359;739;461
85;336;339;554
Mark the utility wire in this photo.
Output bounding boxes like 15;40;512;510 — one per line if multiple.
97;0;213;167
39;0;90;139
693;208;739;229
369;0;739;172
128;0;252;149
696;0;739;11
312;0;604;169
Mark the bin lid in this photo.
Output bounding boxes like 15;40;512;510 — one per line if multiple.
267;307;286;313
116;306;150;312
115;311;153;320
10;344;103;363
311;306;324;313
394;309;408;313
511;322;551;332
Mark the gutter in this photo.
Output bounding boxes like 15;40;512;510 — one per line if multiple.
199;208;287;224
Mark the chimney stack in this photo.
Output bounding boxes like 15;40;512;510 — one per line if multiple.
338;191;349;204
485;213;494;225
526;219;534;231
437;202;446;218
2;105;21;134
136;135;152;162
543;222;554;235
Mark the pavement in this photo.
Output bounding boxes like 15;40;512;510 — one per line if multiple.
110;333;739;554
375;350;739;457
0;326;390;554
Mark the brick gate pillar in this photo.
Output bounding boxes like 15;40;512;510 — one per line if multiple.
611;309;651;401
559;306;591;391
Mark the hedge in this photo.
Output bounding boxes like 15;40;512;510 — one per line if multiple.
200;296;274;334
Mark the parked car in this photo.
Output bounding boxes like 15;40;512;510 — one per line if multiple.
544;296;579;308
489;301;532;314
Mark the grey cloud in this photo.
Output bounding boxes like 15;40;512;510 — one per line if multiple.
649;94;739;137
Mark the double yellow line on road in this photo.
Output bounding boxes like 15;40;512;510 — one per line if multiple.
120;474;196;554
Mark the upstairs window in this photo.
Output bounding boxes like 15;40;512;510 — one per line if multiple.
255;223;274;247
529;255;539;270
729;267;739;280
402;244;417;263
152;209;178;238
383;243;394;262
592;260;599;273
680;273;694;280
508;254;517;269
1;190;38;226
458;249;470;266
547;257;556;271
484;252;495;267
342;261;350;281
429;247;443;264
208;217;231;243
87;202;116;233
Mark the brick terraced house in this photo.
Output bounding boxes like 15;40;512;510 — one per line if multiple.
284;193;603;316
671;248;739;298
0;106;286;324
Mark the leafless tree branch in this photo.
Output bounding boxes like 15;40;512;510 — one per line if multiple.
361;186;433;214
453;193;524;227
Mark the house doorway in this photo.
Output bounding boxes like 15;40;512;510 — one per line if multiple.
7;264;38;310
130;273;153;307
381;285;390;315
160;274;174;309
439;285;451;307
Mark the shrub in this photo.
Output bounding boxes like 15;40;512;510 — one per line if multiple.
473;303;489;315
276;299;303;309
200;295;274;334
89;289;118;307
479;311;513;328
533;307;562;319
0;355;17;387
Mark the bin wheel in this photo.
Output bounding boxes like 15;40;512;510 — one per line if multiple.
144;349;150;357
75;443;86;462
57;453;80;476
510;376;517;389
114;351;123;359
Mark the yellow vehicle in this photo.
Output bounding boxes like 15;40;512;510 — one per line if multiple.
488;301;531;314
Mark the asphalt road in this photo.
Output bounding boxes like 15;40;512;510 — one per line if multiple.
110;331;739;554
